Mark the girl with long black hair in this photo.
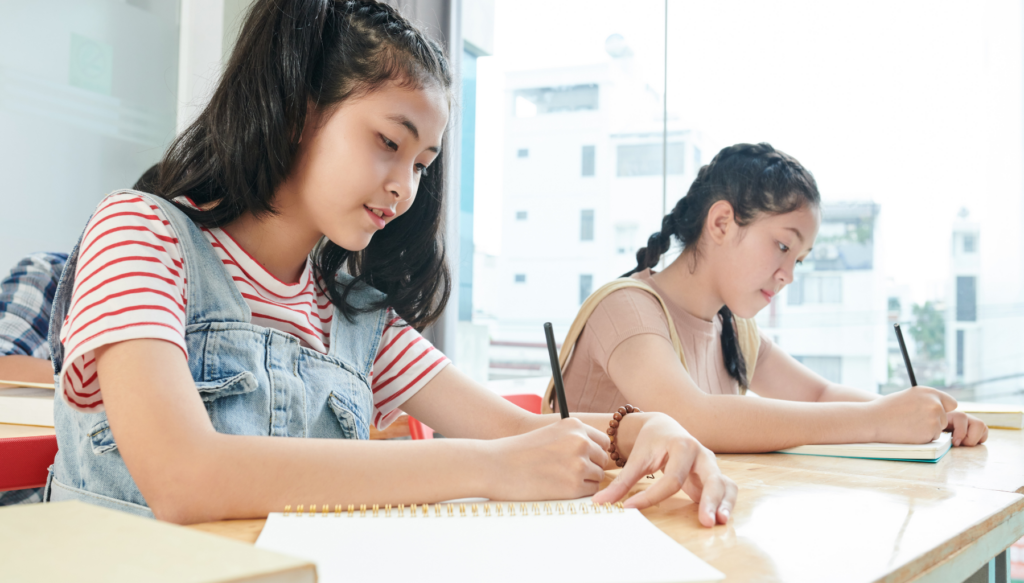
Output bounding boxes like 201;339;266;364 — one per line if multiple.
44;0;736;526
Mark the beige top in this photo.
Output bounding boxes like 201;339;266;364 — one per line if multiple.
562;269;777;413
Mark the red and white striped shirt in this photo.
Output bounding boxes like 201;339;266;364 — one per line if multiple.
58;192;448;428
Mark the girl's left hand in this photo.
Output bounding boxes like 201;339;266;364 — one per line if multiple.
946;411;988;447
592;412;737;527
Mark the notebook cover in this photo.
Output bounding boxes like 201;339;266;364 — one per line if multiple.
0;501;315;583
775;433;952;463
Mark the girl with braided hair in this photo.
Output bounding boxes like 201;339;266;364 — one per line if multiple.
45;0;736;525
559;143;987;452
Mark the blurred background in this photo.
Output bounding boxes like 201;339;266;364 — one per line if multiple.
1;0;1022;407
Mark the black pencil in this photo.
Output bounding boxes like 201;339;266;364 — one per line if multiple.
544;322;570;418
893;323;918;387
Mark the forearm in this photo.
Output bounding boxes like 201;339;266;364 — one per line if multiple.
149;431;494;524
0;355;54;385
816;383;879;403
667;394;875;453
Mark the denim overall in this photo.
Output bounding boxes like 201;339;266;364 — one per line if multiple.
45;190;387;517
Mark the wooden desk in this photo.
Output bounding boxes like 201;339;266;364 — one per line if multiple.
0;423;54;438
720;429;1024;494
189;461;1024;583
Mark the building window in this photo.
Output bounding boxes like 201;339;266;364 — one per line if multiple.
794;356;842;384
963;234;976;253
514;274;526;283
515;211;527;221
956;329;965;377
517;148;528;158
616;143;685;177
513;84;598;117
787;275;841;305
615;223;637;255
956;276;976;322
581;145;595;176
580;274;593;304
580;209;594;241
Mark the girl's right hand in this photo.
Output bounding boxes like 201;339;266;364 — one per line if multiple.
485;418;611;501
868;386;958;443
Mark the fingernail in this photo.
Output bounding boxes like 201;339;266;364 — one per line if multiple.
721;509;730;521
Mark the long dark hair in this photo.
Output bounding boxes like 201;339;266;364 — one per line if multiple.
147;0;453;330
625;143;820;388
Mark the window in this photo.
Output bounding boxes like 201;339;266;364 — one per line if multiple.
513;84;599;116
581;145;595;176
616;143;685;177
580;274;593;304
517;148;528;158
615;223;638;255
963;234;976;253
580;209;594;241
794;356;842;384
514;274;526;283
956;329;965;377
787;275;842;305
956;276;976;322
515;211;527;221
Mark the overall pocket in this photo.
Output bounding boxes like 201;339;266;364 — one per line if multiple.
196;371;261;435
327;385;372;440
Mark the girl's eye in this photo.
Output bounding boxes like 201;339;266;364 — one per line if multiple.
796;258;804;266
778;242;790;253
380;134;398;151
415;163;429;176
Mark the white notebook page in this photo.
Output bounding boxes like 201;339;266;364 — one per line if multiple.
256;500;724;583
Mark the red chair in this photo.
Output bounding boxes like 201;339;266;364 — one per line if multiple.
408;393;543;440
0;434;58;492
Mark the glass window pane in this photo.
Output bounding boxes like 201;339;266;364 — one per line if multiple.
666;4;1024;401
0;0;180;270
581;145;595;177
580;209;594;241
471;0;666;382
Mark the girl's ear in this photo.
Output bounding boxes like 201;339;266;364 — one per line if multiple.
705;200;735;246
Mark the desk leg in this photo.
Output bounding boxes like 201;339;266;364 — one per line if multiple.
964;551;1009;583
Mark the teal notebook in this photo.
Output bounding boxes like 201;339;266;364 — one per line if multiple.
775;432;952;463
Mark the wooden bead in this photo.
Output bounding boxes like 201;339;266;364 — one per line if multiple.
609;419;619;428
625;404;634;413
612;412;622;421
617;407;627;416
610;451;619;461
606;427;615;436
616;459;626;467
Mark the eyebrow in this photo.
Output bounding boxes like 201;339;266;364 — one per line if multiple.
387;114;439;153
785;227;805;244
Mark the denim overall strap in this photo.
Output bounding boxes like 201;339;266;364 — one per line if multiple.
140;193;251;326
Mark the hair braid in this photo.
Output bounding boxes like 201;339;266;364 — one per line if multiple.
629;142;820;387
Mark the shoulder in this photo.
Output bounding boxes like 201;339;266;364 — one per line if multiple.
590;283;670;329
3;252;67;285
580;282;672;362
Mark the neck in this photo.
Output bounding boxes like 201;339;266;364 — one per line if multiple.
649;251;725;322
221;199;321;284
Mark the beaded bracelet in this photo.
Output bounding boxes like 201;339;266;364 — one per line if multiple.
607;404;642;467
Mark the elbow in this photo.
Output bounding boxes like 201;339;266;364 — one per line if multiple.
134;438;224;525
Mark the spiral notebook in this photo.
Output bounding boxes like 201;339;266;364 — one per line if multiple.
255;499;725;583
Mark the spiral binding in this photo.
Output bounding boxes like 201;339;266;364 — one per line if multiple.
282;501;625;517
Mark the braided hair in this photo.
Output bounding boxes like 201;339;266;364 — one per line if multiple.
150;0;453;330
625;143;820;388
